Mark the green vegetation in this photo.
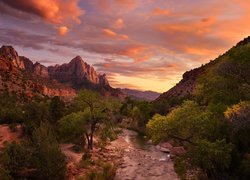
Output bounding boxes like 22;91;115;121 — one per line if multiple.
0;123;66;179
59;90;121;150
146;42;250;179
120;97;154;131
0;40;249;179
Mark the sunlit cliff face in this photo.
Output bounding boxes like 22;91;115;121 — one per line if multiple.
0;0;249;92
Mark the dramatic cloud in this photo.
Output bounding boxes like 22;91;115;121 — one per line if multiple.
0;0;83;24
0;0;84;35
1;0;250;92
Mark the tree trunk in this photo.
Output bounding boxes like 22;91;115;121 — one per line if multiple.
85;132;93;150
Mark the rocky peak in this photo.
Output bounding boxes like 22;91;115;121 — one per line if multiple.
33;62;49;78
98;73;110;86
0;45;25;69
20;56;34;71
0;45;19;60
48;56;107;87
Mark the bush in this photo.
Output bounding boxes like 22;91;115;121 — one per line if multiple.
32;122;67;179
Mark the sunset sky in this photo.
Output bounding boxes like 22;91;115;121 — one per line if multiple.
0;0;249;92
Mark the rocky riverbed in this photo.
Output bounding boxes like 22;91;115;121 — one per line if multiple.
115;129;179;180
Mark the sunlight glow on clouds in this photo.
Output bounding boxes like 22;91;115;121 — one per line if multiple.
0;0;250;92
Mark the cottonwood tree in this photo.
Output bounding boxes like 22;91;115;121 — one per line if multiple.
147;101;233;178
59;90;121;150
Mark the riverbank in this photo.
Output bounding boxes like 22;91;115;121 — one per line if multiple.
61;129;178;179
115;129;179;180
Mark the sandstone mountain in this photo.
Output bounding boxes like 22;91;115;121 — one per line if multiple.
156;36;250;106
120;88;160;101
0;45;123;100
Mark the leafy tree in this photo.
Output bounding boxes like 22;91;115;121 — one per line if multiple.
147;101;233;178
224;101;250;152
189;139;233;177
32;122;66;179
61;90;121;150
147;101;216;145
0;142;32;178
0;94;25;124
22;100;50;135
49;96;65;123
59;112;87;143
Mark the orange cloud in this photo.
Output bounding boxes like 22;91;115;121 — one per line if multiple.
119;34;129;40
153;7;170;16
1;0;84;24
157;16;216;35
113;18;125;29
121;45;152;63
58;26;69;36
103;28;129;40
103;29;117;36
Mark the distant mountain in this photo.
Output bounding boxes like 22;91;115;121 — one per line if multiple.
0;45;124;100
120;88;160;101
156;36;250;108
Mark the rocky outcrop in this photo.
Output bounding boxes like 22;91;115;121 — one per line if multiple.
0;45;25;69
48;56;110;89
0;45;123;100
33;62;49;78
20;56;34;72
156;66;207;100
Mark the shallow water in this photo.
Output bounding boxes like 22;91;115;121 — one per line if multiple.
115;129;179;180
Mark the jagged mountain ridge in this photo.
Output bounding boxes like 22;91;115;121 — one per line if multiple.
120;88;160;101
0;45;124;99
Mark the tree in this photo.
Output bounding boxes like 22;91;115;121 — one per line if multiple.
49;96;65;123
146;101;233;178
0;142;32;178
74;90;105;149
59;112;87;143
147;101;214;145
189;139;232;177
32;122;66;179
23;100;50;135
224;101;250;152
59;90;121;149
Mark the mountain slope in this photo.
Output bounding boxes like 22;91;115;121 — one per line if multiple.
120;88;160;101
0;45;124;100
156;36;250;108
0;46;76;100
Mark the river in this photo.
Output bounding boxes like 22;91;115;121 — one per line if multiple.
114;129;179;180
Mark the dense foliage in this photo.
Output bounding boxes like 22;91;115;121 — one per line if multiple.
146;42;250;179
59;90;121;149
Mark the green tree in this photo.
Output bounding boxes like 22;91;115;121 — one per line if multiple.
0;142;32;178
65;90;120;150
32;122;66;179
224;101;250;152
147;101;214;145
147;101;233;178
59;112;87;143
49;96;65;123
189;139;232;177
